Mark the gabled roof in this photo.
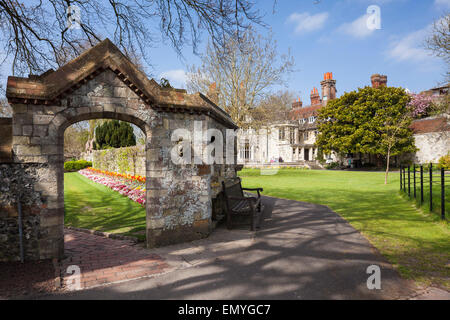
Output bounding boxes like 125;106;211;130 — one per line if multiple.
6;39;237;128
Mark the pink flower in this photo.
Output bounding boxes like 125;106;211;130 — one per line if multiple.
408;93;433;118
78;169;146;205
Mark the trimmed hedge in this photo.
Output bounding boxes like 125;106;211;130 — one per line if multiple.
64;160;92;172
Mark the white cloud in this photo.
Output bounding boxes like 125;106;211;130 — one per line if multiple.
387;25;433;62
287;12;329;34
337;14;376;38
434;0;450;8
159;69;187;88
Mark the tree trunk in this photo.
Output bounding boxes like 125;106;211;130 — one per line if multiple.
385;149;391;185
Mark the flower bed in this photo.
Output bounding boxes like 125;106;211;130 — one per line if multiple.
79;168;146;205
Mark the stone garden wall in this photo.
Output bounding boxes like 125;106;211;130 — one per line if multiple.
0;163;48;261
92;145;146;176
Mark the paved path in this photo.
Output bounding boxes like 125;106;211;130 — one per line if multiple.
60;230;170;289
40;196;448;299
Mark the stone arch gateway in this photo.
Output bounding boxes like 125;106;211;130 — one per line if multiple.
0;39;239;261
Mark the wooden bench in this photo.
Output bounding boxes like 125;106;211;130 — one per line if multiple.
221;178;264;231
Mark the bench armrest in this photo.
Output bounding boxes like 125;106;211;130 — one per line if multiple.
242;188;263;192
242;187;263;197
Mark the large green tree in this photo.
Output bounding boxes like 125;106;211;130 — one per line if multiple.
317;86;416;184
95;120;136;150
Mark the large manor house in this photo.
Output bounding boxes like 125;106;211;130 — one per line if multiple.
237;73;449;167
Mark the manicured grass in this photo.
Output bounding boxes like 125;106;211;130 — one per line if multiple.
239;168;450;289
64;172;146;241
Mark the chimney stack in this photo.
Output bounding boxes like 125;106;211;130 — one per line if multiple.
320;72;337;105
310;87;321;106
292;97;303;109
371;74;387;88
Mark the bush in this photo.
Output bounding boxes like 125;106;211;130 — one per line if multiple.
325;162;340;170
64;160;92;172
437;154;450;170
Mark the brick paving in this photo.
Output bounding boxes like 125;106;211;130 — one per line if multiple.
60;229;170;290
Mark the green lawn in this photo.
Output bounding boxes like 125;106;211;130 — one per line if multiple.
239;168;450;289
64;172;146;240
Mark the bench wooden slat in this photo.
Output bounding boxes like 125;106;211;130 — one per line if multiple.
222;178;264;231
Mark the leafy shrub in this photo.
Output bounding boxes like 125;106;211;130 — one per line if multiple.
437;154;450;170
64;160;92;172
325;162;340;170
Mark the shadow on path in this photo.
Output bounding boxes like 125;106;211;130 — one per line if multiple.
38;196;424;300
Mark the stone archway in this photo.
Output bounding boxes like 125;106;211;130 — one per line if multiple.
1;39;239;261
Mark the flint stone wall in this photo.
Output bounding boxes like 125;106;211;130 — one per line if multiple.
0;163;51;261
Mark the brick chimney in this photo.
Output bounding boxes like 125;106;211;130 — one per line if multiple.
371;74;387;88
310;87;321;106
320;72;337;105
292;97;303;109
207;82;218;103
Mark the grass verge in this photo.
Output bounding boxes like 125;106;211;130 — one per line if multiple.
239;168;450;289
64;172;146;241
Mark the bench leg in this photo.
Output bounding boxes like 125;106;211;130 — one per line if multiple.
226;212;233;230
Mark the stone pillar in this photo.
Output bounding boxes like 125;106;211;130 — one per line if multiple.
145;114;213;248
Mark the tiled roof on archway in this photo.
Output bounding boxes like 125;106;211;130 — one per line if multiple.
6;38;237;129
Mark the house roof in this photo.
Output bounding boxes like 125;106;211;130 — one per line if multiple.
289;104;322;120
410;116;450;134
6;39;237;129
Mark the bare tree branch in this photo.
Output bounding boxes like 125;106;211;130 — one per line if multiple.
187;28;294;128
0;0;266;75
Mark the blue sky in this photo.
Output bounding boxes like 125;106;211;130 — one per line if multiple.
151;0;449;104
1;0;448;105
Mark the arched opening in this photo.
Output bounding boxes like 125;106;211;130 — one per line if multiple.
54;113;170;289
51;110;153;247
62;118;148;242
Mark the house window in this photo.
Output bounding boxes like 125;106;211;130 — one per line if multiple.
289;127;295;144
309;116;316;123
278;127;285;140
240;140;251;160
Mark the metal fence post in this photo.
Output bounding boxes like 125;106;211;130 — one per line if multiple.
408;166;411;198
442;167;445;220
413;164;416;199
420;165;424;204
430;163;433;212
404;167;407;193
400;166;403;190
